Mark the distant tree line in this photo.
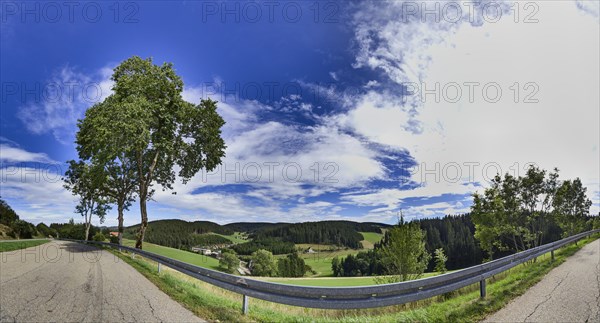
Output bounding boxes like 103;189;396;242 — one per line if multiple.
333;167;599;278
124;219;233;249
332;212;595;278
50;219;101;240
332;215;482;277
232;237;296;255
252;221;387;249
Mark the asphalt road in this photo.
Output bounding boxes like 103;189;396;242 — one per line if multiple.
0;240;204;322
484;238;600;322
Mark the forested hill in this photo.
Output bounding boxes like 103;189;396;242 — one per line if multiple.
124;219;234;248
252;221;390;249
224;222;290;233
122;219;390;250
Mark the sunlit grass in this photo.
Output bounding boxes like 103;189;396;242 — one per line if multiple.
109;234;598;322
0;239;49;252
122;238;221;270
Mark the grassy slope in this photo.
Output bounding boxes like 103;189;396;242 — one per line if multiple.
122;238;221;271
0;239;49;252
212;232;248;244
359;232;383;249
126;233;368;278
110;234;599;322
282;249;359;277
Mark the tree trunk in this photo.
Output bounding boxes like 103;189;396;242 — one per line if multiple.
135;197;148;249
84;215;91;241
117;203;124;246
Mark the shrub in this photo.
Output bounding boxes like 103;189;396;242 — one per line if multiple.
109;235;119;244
434;248;448;274
93;232;106;242
219;251;240;273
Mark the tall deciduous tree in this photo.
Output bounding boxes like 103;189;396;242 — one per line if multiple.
553;178;592;238
472;166;591;259
250;249;278;277
63;160;111;241
76;56;226;248
375;215;430;283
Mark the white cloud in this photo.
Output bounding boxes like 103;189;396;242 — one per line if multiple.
342;0;600;214
17;66;114;144
0;144;57;164
0;145;76;224
148;95;389;220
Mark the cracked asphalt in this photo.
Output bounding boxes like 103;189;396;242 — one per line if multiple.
0;240;204;322
484;238;600;322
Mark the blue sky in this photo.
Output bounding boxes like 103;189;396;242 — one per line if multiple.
1;1;599;226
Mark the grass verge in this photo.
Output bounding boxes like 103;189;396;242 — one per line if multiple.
109;234;599;322
0;239;49;252
122;238;221;270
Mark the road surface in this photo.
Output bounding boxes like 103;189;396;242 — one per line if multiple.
0;240;204;322
484;238;600;322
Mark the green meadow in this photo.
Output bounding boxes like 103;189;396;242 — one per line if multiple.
122;239;221;271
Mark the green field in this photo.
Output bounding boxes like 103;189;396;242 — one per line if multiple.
122;239;221;271
359;231;384;249
0;239;49;252
211;232;247;244
278;248;359;277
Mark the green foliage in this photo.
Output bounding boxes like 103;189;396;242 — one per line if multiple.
93;232;106;242
417;214;483;270
253;221;383;249
335;215;484;277
63;160;111;240
591;216;600;230
0;199;19;225
10;219;37;239
125;219;233;249
76;56;226;249
553;178;592;237
36;222;57;238
434;248;448;274
109;235;120;244
276;252;307;277
375;217;431;283
250;249;278;277
219;251;240;274
223;222;287;233
472;166;592;259
232;238;296;255
331;257;341;277
50;219;100;240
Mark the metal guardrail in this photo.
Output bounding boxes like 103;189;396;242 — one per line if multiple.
62;229;599;314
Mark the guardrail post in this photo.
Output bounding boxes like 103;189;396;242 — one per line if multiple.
158;262;161;274
550;250;554;261
242;295;249;315
479;279;486;299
